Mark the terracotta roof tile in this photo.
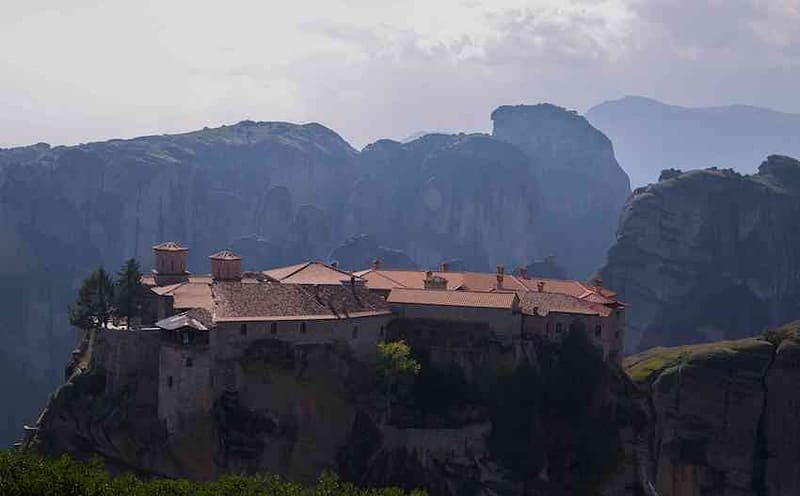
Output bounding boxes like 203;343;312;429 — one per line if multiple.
387;288;518;310
209;249;241;260
519;292;611;317
264;261;363;285
212;281;390;322
153;241;187;252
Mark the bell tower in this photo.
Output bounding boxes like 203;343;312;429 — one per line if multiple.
210;250;242;281
152;242;190;285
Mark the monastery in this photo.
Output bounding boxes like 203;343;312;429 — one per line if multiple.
81;242;624;434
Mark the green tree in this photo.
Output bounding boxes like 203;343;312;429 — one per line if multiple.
114;258;145;329
377;340;421;424
68;267;114;329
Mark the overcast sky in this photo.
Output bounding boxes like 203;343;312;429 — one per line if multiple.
1;0;799;148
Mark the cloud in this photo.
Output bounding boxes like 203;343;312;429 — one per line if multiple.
0;0;799;149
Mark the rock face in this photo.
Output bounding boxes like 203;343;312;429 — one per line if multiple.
31;326;644;495
601;155;800;351
328;235;415;271
1;106;630;445
492;104;631;278
587;95;800;187
624;322;800;496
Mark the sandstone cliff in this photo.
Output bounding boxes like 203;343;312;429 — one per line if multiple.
624;320;800;496
601;155;800;351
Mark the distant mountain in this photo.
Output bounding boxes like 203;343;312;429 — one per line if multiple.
587;96;800;187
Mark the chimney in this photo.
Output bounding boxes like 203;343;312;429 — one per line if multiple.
372;258;381;270
209;249;242;281
439;261;449;273
152;242;189;285
495;265;505;290
537;281;545;292
518;266;529;280
330;261;338;269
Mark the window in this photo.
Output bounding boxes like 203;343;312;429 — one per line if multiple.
167;376;173;388
240;323;247;336
181;332;189;345
615;330;620;339
352;326;359;339
379;326;384;337
595;325;602;337
270;322;277;334
185;357;193;367
301;322;307;334
556;323;563;333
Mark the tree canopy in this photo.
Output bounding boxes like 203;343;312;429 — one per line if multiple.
68;267;114;330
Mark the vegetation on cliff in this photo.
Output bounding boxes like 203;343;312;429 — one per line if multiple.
0;451;425;496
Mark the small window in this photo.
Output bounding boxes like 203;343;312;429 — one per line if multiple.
352;326;359;339
379;326;384;337
167;376;173;388
185;357;193;367
595;325;602;337
181;333;189;345
270;322;277;334
301;322;307;334
556;323;563;333
569;323;576;333
240;323;247;336
616;311;621;320
615;330;620;339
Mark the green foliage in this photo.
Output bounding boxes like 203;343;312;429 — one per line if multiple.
486;329;622;491
68;267;114;330
114;258;146;329
377;341;421;423
0;451;426;496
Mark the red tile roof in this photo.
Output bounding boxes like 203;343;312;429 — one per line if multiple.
357;268;620;305
519;291;612;317
209;249;241;260
212;281;390;322
387;288;518;310
264;261;363;285
153;241;187;252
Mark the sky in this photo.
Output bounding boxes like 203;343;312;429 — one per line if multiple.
1;0;799;149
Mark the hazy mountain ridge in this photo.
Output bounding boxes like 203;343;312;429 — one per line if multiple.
587;96;800;187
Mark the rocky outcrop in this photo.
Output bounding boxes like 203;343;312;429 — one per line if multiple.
328;235;415;271
587;96;800;187
601;155;800;351
2;106;630;445
624;322;800;496
492;104;631;278
30;327;643;495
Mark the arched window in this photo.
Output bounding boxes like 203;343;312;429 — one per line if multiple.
595;325;602;337
240;323;247;336
270;322;277;334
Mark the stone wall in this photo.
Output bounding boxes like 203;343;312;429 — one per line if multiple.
158;341;213;434
92;328;160;401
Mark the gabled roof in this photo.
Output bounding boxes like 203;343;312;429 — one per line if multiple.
387;288;518;310
212;281;390;322
149;278;213;310
519;292;612;317
153;241;187;252
156;312;209;331
264;261;363;286
356;268;619;305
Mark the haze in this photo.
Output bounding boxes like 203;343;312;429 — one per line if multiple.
2;0;799;148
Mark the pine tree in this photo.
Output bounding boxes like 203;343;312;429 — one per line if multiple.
68;267;114;329
114;258;144;329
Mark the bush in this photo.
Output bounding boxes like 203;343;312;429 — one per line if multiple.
0;451;426;496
